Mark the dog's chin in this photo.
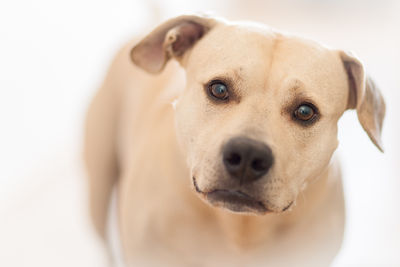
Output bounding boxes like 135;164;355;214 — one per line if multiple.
206;189;269;214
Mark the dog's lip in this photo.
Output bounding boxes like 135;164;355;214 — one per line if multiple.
192;176;269;214
206;189;269;214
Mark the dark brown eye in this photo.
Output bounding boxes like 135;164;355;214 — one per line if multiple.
294;104;316;121
208;81;229;100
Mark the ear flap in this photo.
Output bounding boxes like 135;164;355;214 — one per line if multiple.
131;15;217;74
340;51;386;152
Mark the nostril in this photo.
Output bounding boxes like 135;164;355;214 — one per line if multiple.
251;158;267;172
226;152;241;166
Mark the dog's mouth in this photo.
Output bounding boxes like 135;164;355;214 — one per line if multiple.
193;176;270;214
207;190;269;214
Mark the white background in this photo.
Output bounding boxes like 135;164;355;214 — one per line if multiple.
0;0;399;266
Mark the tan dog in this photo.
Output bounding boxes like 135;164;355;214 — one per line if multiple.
84;15;385;266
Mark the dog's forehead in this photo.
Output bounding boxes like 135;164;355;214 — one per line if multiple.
190;23;341;78
187;23;275;79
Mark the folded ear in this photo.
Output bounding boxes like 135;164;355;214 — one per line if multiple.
131;15;217;74
339;51;386;152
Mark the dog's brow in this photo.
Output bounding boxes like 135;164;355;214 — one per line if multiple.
280;78;320;116
232;68;244;82
288;80;319;106
206;68;244;84
287;79;304;91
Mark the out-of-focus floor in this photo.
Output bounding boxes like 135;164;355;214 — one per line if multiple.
0;0;398;266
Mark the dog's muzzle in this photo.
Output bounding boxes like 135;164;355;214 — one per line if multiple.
190;137;288;214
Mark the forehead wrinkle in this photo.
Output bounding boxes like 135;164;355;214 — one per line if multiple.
263;35;282;94
264;35;282;91
267;36;281;74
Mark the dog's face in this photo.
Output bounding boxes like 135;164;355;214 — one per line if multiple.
174;24;348;213
132;16;385;214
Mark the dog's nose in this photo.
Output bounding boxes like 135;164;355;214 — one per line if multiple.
223;137;273;185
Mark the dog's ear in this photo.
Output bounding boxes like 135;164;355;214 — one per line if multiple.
339;51;386;152
131;15;217;74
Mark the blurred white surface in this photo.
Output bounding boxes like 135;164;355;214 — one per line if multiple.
0;0;399;266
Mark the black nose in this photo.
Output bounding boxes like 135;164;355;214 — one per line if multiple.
222;137;274;185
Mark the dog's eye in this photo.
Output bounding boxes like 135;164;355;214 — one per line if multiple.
294;104;316;121
208;81;229;100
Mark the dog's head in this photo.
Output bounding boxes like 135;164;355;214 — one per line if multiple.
131;15;385;214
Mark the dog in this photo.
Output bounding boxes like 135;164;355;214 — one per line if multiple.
84;14;385;266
